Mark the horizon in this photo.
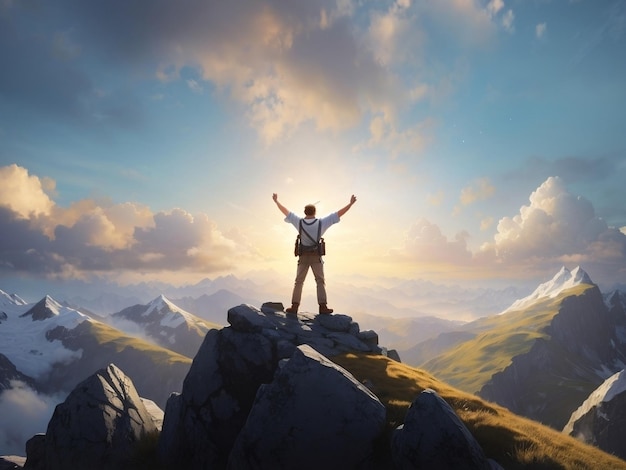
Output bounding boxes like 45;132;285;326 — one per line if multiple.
1;1;625;303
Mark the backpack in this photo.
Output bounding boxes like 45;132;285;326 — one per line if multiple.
294;219;325;256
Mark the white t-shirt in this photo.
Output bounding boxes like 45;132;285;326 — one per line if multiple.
285;212;340;246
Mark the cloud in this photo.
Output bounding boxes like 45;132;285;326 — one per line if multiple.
0;0;511;152
459;177;495;206
399;217;473;265
392;176;626;284
479;176;626;281
536;22;547;39
0;164;55;218
0;165;257;278
0;381;64;455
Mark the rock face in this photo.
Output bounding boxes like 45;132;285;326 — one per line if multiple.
392;388;493;470
0;353;36;391
228;344;386;469
563;369;626;460
157;303;387;468
24;364;158;470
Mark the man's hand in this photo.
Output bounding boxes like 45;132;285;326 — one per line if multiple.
273;193;289;216
338;195;357;218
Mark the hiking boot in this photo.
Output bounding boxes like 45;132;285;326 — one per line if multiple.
319;304;333;315
286;303;299;314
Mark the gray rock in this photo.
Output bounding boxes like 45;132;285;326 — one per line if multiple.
158;304;387;469
227;345;386;469
32;364;157;470
392;388;492;470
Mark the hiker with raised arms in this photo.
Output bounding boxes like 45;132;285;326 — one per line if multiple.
272;193;357;315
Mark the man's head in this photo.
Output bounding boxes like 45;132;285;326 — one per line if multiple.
304;204;316;216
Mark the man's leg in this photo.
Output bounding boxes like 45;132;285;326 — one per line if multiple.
288;256;311;311
311;257;332;314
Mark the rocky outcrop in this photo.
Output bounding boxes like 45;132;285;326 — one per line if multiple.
392;388;496;469
228;344;386;469
23;303;497;469
563;369;626;460
157;303;388;468
24;364;158;470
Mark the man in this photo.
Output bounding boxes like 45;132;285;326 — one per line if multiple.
272;193;357;315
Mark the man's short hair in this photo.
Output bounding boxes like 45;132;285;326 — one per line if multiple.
304;204;316;216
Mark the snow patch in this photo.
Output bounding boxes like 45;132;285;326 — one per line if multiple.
563;369;626;434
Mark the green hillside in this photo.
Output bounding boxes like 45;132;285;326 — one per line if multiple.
49;319;193;408
333;352;626;470
88;320;193;366
421;284;594;394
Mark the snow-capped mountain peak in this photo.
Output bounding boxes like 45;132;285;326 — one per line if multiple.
0;294;88;379
502;266;594;313
0;288;27;310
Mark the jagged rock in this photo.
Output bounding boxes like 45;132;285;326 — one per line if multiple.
227;344;386;469
25;364;158;470
0;353;37;391
392;388;493;470
158;304;383;468
563;369;626;459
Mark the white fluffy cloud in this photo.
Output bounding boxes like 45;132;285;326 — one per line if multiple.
0;164;54;218
489;176;608;260
0;165;255;277
397;176;626;283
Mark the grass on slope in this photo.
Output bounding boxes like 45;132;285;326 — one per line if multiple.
333;352;626;470
423;284;593;393
87;321;192;366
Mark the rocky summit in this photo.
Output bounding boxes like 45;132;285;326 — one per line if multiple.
21;303;497;469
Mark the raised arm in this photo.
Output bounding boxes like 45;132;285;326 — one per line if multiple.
272;193;289;216
337;195;357;218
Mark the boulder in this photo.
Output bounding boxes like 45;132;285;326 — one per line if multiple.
392;388;493;470
158;303;383;468
25;364;158;470
227;344;386;469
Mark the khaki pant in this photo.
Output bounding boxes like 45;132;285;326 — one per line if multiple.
290;253;327;305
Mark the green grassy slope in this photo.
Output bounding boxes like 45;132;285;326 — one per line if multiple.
48;320;193;408
334;352;626;470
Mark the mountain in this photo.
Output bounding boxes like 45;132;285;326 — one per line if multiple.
414;266;626;429
172;288;260;326
563;369;626;460
0;292;192;408
110;294;222;358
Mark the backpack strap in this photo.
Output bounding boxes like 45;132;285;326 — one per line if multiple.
299;219;320;245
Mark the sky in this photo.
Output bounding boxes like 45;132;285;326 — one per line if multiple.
1;0;625;292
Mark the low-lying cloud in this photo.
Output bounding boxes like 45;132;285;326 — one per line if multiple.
0;381;64;455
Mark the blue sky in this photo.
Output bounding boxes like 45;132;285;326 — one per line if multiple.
0;0;625;290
